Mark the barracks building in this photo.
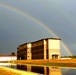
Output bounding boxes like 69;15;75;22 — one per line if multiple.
17;38;61;60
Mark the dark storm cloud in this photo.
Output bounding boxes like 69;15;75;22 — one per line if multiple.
0;0;76;55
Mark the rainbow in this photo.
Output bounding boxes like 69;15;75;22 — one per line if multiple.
0;3;72;56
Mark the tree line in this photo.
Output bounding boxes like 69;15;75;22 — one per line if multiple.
0;52;16;56
61;56;76;59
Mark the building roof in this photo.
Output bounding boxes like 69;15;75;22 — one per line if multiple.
18;42;31;47
0;55;17;57
45;38;61;40
32;38;61;44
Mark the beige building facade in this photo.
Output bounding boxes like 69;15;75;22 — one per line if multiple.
17;38;61;60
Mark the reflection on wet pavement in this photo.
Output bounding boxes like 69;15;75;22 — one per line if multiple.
0;63;76;75
17;65;62;75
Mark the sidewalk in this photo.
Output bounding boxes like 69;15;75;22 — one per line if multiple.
0;66;40;75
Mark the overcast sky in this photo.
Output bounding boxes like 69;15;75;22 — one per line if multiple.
0;0;76;56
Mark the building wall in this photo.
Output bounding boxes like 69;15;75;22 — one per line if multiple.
44;39;48;59
48;39;60;59
31;40;44;59
0;56;17;61
27;43;31;60
17;44;27;60
48;40;60;49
